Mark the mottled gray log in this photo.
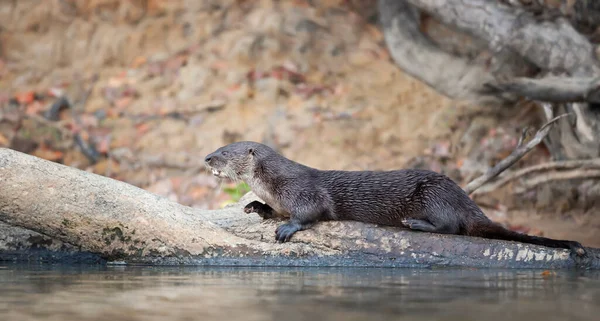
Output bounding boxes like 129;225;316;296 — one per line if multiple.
0;148;598;268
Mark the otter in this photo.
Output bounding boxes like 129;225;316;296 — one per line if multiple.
204;141;586;256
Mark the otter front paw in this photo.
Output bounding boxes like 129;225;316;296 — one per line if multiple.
243;201;274;219
243;201;262;214
275;222;301;243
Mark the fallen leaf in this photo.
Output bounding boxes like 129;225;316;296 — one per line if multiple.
295;84;333;98
247;69;269;82
164;54;188;72
431;141;451;157
135;123;151;135
541;270;556;277
121;86;138;98
227;84;241;93
96;136;111;154
528;228;544;237
102;87;120;103
114;96;133;110
0;133;9;146
210;60;229;71
33;146;64;161
62;150;91;168
106;109;121;119
313;114;323;123
291;0;310;8
170;177;184;191
109;134;133;149
329;84;346;97
108;76;125;88
146;0;170;16
147;63;163;76
15;91;35;104
0;92;9;104
130;55;147;69
47;87;65;98
188;186;210;199
79;114;99;127
271;66;306;84
78;129;90;141
25;101;44;115
348;50;375;67
91;158;120;175
507;224;530;234
365;24;383;42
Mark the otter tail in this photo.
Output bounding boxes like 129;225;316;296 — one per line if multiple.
469;221;586;257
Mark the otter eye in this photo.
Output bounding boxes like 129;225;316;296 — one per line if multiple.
221;151;229;156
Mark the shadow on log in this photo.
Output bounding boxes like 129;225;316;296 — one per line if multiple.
0;147;598;269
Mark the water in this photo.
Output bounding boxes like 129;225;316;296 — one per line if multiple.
0;264;599;321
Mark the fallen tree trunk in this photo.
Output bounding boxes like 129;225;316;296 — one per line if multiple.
0;147;598;269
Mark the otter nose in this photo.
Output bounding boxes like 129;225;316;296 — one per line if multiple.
205;156;212;163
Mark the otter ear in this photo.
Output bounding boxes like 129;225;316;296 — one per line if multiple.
248;148;255;156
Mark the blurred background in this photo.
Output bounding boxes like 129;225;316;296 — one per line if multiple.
0;0;598;247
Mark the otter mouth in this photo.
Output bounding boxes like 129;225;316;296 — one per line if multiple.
211;168;223;177
207;167;229;179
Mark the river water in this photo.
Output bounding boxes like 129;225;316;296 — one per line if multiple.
0;264;598;321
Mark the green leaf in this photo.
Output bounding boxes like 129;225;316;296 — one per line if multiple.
222;182;251;202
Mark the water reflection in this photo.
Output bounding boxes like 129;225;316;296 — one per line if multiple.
0;264;599;321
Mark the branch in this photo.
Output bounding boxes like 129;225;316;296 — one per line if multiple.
516;169;600;193
471;158;600;195
464;103;566;195
485;76;600;103
0;147;597;268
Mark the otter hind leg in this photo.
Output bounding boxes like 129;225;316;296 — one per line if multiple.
401;218;458;234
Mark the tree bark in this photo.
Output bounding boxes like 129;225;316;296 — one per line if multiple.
379;0;600;161
377;0;527;106
403;0;599;74
499;0;600;34
1;148;599;269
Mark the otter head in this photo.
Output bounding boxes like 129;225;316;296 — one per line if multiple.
204;141;262;181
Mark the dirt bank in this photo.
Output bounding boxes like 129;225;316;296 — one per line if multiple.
1;0;598;247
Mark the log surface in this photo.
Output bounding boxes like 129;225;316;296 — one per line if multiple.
0;148;598;269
